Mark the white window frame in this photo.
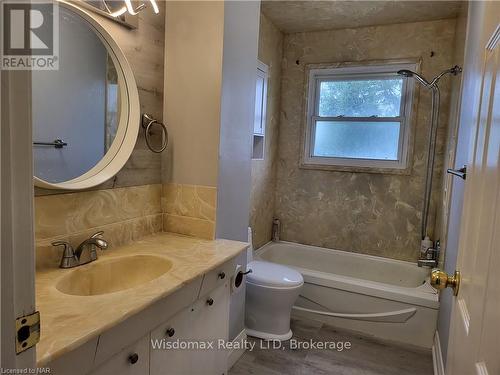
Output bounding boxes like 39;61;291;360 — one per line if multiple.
301;61;418;172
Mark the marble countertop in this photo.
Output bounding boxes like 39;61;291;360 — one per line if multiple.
36;232;247;366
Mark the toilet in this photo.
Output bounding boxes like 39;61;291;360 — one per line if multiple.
245;260;303;340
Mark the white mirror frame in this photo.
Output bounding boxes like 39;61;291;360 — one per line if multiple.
34;0;140;190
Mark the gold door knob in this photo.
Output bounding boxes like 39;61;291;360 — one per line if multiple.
431;269;461;296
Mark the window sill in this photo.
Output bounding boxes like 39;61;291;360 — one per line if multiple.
299;161;412;175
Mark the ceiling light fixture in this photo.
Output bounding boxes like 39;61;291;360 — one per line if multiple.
106;0;160;18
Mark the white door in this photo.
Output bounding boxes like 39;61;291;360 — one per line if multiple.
1;70;37;368
445;6;500;375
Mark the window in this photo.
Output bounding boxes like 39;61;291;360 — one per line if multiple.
302;62;416;171
252;61;268;160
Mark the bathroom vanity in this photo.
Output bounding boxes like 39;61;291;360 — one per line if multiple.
28;3;249;374
36;233;247;375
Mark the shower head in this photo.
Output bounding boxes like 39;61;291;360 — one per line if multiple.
397;65;462;88
397;69;431;87
397;69;414;77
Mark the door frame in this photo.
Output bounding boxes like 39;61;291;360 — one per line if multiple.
1;68;37;369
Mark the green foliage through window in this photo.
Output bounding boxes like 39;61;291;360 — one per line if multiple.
318;78;403;118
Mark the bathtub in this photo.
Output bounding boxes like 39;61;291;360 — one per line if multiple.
255;241;439;348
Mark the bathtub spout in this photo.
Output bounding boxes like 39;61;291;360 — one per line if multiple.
272;218;281;242
418;241;440;268
417;259;438;268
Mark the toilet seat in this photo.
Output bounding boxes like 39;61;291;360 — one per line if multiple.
247;261;303;288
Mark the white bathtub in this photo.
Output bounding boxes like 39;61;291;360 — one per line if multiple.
255;241;439;348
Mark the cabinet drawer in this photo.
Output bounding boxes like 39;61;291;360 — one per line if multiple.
150;284;230;375
198;257;237;298
90;334;149;375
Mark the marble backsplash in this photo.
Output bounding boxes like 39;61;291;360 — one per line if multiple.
162;183;217;240
35;184;163;269
35;183;220;269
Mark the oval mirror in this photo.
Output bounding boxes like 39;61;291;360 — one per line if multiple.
33;1;139;190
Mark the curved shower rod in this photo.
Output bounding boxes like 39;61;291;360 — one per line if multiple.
397;65;462;240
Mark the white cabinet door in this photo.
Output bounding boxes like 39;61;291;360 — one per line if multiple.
150;304;192;375
190;283;230;375
90;334;150;375
150;283;230;375
254;74;265;134
253;63;268;135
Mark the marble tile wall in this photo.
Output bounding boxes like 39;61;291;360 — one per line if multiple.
250;14;284;248
162;183;217;240
275;19;458;261
35;184;162;269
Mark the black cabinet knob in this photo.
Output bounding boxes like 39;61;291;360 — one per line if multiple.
206;298;214;306
128;353;139;364
166;328;175;337
218;272;226;280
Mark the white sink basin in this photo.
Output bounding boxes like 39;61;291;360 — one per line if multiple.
55;255;173;296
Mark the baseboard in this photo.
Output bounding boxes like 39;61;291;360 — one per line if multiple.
227;329;247;370
432;331;445;375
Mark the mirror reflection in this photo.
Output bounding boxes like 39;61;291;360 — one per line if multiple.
33;7;120;183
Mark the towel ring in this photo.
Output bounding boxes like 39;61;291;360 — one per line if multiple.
142;114;168;153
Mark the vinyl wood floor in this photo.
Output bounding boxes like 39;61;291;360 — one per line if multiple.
229;317;433;375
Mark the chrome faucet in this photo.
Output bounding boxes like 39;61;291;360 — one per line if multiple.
417;240;440;268
75;231;108;265
52;231;108;269
52;240;79;268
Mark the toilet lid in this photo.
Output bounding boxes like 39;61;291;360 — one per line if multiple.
246;261;303;288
